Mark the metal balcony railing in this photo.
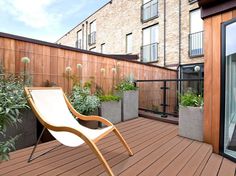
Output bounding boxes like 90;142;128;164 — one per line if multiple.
141;42;158;62
189;31;204;57
88;31;96;45
141;0;158;22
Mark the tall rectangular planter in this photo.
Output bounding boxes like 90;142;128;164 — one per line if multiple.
0;109;37;150
100;100;122;125
179;106;204;141
121;90;139;121
78;108;99;129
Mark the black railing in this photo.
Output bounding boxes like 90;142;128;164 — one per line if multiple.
141;43;158;62
141;0;158;22
135;78;204;118
88;31;96;45
189;31;204;57
76;39;82;49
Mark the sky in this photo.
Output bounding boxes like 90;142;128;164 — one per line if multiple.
0;0;110;43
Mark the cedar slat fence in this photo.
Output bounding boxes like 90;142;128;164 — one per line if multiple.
0;34;177;111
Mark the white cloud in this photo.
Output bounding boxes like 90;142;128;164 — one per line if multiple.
0;0;61;29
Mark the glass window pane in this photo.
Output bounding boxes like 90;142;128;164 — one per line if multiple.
126;34;132;53
190;9;203;33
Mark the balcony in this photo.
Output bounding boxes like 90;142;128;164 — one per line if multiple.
189;31;204;57
88;31;96;45
141;0;158;22
141;42;158;62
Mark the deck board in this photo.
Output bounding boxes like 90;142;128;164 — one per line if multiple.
1;117;235;176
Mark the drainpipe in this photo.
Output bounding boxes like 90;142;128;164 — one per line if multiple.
164;0;166;67
179;0;182;67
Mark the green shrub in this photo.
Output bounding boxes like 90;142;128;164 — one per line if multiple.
180;92;203;107
99;95;121;102
69;85;100;115
0;75;28;161
116;80;137;92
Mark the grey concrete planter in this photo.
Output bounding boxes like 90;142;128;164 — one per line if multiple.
179;106;204;141
0;109;37;150
121;90;139;121
100;100;122;125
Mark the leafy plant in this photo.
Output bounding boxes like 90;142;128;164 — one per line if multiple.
179;91;203;107
0;75;28;161
116;80;137;92
99;95;121;102
69;85;100;115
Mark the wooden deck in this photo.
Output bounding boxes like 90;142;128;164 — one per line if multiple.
1;117;235;176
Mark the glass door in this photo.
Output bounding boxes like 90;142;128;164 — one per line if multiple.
221;18;236;161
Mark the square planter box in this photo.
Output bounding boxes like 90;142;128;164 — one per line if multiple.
179;106;204;141
121;90;139;121
99;100;122;126
0;109;37;150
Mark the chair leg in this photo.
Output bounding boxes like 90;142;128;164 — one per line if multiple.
87;141;114;176
113;127;133;156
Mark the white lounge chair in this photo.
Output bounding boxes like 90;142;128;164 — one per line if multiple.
25;87;133;176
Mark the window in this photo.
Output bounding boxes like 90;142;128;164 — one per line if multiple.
76;30;82;49
101;43;105;54
142;0;158;22
89;21;96;45
141;25;158;62
126;33;132;54
189;9;204;57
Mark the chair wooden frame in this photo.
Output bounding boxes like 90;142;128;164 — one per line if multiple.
24;87;133;176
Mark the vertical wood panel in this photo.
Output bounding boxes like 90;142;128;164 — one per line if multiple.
211;14;222;153
204;17;213;144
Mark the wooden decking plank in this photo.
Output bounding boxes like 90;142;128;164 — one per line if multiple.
218;158;236;176
3;119;167;175
99;131;181;176
200;153;223;176
43;125;176;176
77;127;178;176
0;118;235;176
177;143;212;176
158;141;202;176
134;138;192;176
193;146;212;176
118;136;186;176
1;117;153;172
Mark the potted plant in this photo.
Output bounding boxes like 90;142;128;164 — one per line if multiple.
69;84;100;129
99;94;121;126
0;74;35;162
179;91;204;141
116;75;139;121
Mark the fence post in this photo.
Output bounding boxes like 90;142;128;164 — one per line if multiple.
161;80;168;118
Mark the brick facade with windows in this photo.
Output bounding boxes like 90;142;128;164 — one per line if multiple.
57;0;204;69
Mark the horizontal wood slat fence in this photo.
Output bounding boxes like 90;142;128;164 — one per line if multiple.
0;34;177;111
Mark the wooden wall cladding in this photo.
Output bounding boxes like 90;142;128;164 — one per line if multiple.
0;36;177;111
203;9;236;153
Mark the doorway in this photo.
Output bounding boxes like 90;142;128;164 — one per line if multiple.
221;18;236;161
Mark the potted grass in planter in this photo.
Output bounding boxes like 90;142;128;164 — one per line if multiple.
99;94;121;126
179;91;204;141
116;78;139;121
69;84;100;129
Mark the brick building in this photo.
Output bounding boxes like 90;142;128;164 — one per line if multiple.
57;0;204;80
